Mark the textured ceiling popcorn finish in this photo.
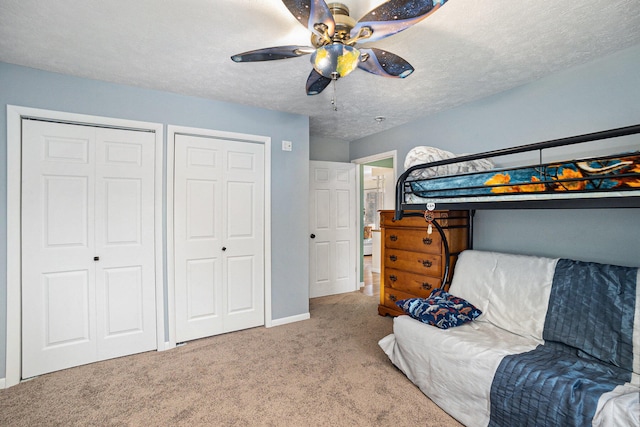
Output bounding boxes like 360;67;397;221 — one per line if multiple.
1;0;639;141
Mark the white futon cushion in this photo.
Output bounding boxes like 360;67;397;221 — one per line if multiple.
448;250;559;341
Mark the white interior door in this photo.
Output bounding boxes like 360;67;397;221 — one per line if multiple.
21;120;157;378
309;161;357;298
174;134;264;342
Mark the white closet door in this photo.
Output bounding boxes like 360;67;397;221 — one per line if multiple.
21;121;97;377
21;120;157;378
174;134;264;342
309;161;357;298
93;128;157;360
174;135;224;340
223;143;265;332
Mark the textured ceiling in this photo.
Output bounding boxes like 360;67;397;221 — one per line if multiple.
1;0;640;141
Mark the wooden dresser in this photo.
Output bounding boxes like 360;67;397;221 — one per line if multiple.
378;210;470;317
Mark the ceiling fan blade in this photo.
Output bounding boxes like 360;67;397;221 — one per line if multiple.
282;0;335;38
306;69;332;95
357;48;414;78
351;0;447;43
231;45;315;62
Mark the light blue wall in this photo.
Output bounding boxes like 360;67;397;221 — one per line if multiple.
350;44;640;267
0;62;310;378
309;135;350;162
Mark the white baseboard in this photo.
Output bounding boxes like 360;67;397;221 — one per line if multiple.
159;341;176;352
269;312;310;327
0;377;6;389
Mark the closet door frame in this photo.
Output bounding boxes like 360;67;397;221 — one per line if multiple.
165;125;272;348
5;105;165;388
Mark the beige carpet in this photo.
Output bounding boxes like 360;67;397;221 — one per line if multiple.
0;291;462;426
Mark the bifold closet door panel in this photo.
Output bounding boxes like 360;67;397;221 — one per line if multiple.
221;142;265;332
174;135;225;342
93;127;157;360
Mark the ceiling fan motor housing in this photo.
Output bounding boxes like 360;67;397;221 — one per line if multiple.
311;2;356;47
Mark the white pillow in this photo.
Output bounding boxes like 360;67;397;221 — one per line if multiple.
404;146;494;179
449;250;559;342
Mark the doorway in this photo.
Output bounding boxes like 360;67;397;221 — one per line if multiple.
352;151;397;290
6;105;165;387
166;125;272;346
308;161;358;298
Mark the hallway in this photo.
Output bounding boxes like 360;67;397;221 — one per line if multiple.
361;255;380;297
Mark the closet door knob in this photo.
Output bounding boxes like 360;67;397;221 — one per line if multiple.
93;256;100;261
310;234;316;239
222;247;227;251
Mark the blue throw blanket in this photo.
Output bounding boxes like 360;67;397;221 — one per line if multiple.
489;259;638;427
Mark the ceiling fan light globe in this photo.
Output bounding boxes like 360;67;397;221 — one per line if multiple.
312;44;360;79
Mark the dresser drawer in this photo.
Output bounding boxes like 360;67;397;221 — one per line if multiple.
384;268;441;295
380;210;468;229
384;248;441;276
385;228;442;254
382;287;421;311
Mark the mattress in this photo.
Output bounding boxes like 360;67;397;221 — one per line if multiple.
404;152;640;205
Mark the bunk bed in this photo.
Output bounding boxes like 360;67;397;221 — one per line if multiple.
380;124;640;427
389;123;640;292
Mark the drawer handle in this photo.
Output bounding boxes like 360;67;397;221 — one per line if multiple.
390;235;398;242
389;294;397;302
389;255;397;262
389;275;397;282
422;237;433;245
419;259;432;268
422;283;432;290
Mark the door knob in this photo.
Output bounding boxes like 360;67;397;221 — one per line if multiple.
310;234;316;239
222;247;227;251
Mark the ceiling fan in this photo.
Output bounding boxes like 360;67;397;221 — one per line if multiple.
231;0;448;96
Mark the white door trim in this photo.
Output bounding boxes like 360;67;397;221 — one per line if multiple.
351;151;397;287
6;105;165;388
166;125;272;348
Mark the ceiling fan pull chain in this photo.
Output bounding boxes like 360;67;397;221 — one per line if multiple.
331;78;338;111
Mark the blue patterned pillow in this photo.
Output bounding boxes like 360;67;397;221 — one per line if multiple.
396;288;482;329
